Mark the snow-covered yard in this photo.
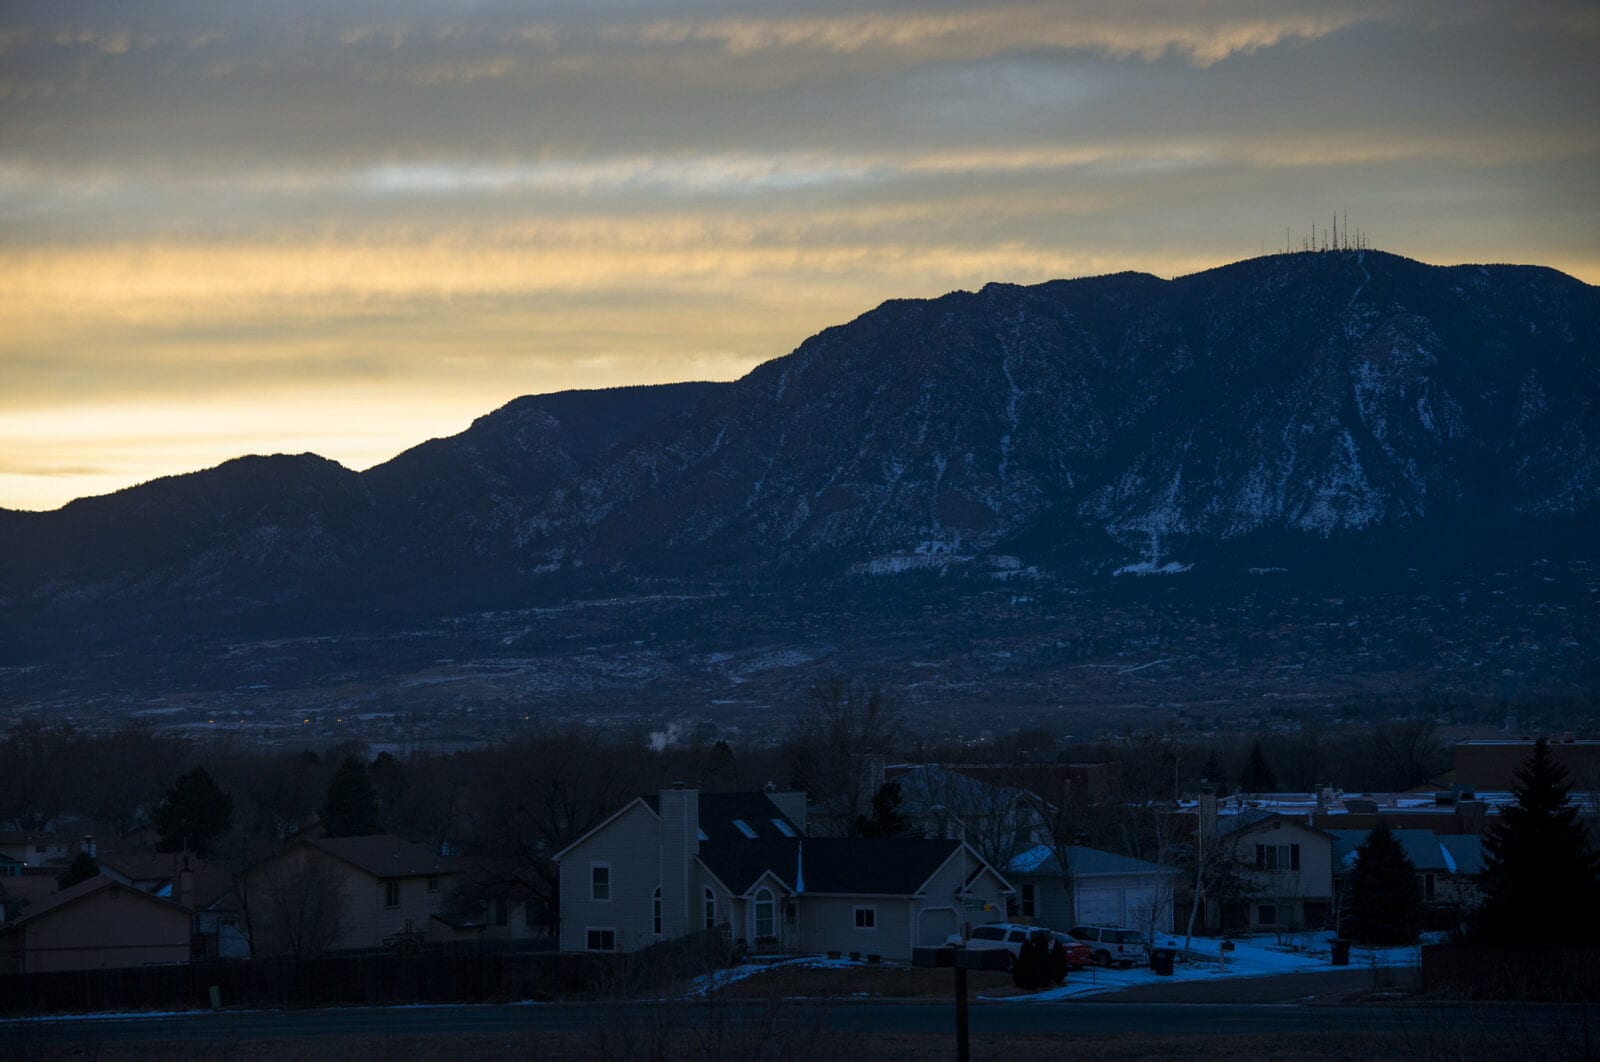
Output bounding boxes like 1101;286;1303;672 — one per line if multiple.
993;931;1432;1001
691;932;1432;1002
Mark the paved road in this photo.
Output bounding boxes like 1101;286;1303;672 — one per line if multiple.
0;993;1581;1049
1092;966;1421;1003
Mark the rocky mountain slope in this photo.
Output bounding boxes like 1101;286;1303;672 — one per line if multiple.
2;251;1595;725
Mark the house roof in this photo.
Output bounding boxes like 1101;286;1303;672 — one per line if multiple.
1329;829;1485;876
1218;809;1335;839
0;874;189;932
641;792;802;844
697;836;978;898
307;835;454;879
95;848;234;908
1007;844;1179;879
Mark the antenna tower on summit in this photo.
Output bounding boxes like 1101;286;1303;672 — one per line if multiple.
1282;212;1371;254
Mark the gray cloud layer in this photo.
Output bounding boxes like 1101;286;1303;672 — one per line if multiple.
1;1;1597;509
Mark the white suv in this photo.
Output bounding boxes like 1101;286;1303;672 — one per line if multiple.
958;922;1049;969
1068;925;1146;967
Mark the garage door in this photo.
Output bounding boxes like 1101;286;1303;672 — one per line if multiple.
1076;887;1124;926
918;906;958;946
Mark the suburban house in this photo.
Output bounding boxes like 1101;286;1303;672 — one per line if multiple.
1203;807;1336;933
0;832;71;869
1005;844;1181;939
244;834;457;957
0;874;194;974
1329;828;1485;922
554;785;1013;961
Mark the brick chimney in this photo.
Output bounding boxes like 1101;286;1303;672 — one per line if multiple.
658;784;699;939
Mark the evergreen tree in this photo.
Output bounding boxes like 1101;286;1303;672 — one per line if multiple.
1476;738;1600;947
56;850;99;890
1012;933;1050;989
321;756;384;837
153;766;233;857
1048;938;1070;984
1239;741;1277;792
854;780;908;838
1345;821;1422;945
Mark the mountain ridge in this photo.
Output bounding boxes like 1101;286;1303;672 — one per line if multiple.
3;251;1595;727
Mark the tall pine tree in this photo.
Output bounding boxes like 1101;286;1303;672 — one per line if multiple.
1476;738;1600;947
1345;821;1422;945
153;766;233;857
1239;740;1277;792
320;756;384;837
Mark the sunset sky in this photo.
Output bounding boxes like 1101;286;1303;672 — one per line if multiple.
3;1;1597;511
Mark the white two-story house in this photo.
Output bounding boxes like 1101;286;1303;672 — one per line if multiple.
554;784;1013;961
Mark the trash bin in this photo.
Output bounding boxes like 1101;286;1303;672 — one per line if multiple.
1330;939;1352;966
1149;948;1176;976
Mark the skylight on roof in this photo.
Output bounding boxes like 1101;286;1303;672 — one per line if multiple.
771;818;796;838
732;819;758;839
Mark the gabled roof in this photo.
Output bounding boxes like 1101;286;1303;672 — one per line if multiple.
307;835;454;879
1329;829;1485;876
0;874;189;932
551;797;654;864
642;792;801;845
1007;844;1179;879
697;837;974;898
1219;809;1335;839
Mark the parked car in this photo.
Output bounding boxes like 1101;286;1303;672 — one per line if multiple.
1068;924;1146;967
958;923;1033;968
1049;931;1095;969
958;923;1091;971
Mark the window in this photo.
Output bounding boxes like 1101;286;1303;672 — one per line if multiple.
426;877;439;894
1424;873;1436;901
653;887;662;936
853;906;876;930
971;925;1004;941
704;887;717;929
1019;883;1036;918
591;864;611;901
755;889;775;938
771;818;797;838
385;881;401;908
1258;904;1277;925
1007;930;1027;943
732;819;759;839
525;902;537;929
586;928;617;951
495;898;509;926
1254;843;1300;872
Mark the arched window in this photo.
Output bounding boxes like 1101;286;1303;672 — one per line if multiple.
653;887;662;936
754;888;775;939
704;887;716;929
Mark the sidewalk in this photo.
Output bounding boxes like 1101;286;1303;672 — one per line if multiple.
1085;966;1421;1004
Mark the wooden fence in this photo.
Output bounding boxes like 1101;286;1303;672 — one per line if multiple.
1;929;730;1016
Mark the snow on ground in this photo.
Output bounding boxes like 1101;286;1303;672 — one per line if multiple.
692;931;1430;1003
990;931;1434;1002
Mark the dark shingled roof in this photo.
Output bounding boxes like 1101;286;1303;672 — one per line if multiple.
636;791;979;897
698;837;963;897
642;792;801;845
308;835;454;879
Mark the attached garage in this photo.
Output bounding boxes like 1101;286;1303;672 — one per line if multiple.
1007;845;1180;937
